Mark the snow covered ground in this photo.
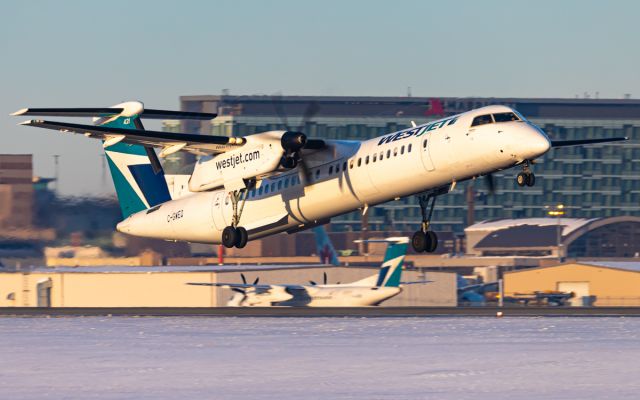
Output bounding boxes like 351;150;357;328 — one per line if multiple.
1;316;639;399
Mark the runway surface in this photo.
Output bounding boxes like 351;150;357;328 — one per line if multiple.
1;316;639;399
3;306;640;317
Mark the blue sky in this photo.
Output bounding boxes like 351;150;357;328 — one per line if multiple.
2;0;639;195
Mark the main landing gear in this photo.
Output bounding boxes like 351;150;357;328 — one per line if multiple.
516;160;536;187
222;186;251;249
412;190;445;253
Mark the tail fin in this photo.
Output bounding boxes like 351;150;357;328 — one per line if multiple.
101;101;171;218
374;237;409;287
312;226;339;265
350;237;409;287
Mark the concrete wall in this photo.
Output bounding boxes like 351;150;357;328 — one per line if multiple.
0;267;456;307
504;263;640;306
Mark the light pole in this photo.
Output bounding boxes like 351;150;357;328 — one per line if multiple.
545;204;565;262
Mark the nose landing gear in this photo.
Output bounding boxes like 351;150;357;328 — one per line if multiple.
516;160;536;187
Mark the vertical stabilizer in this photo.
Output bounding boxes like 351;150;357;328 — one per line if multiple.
312;226;340;265
100;101;171;218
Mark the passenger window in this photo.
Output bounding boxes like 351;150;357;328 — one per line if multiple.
365;155;369;164
357;158;362;167
259;186;263;195
471;114;493;126
380;151;384;160
493;112;521;122
386;149;391;158
408;144;412;153
393;148;398;156
401;145;405;155
373;153;377;162
423;139;427;148
349;160;354;169
277;180;282;190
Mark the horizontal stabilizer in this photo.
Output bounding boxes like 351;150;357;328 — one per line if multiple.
18;119;244;155
11;107;216;120
551;137;628;147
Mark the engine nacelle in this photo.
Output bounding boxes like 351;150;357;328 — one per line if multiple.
189;131;294;192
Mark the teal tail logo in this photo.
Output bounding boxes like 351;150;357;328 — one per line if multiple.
375;238;409;287
101;114;171;218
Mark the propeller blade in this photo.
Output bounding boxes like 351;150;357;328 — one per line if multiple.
298;156;311;185
309;280;317;286
297;101;320;132
271;94;291;131
253;277;259;285
231;288;245;294
323;272;327;285
241;273;247;285
484;174;496;195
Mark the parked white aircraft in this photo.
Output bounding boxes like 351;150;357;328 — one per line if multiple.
12;101;627;252
188;237;423;307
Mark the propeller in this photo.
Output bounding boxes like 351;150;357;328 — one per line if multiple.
309;272;328;286
271;95;324;184
484;173;496;195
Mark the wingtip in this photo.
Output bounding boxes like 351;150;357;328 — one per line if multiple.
10;108;28;116
18;120;32;126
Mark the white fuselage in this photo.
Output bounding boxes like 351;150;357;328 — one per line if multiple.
116;105;551;243
229;284;402;307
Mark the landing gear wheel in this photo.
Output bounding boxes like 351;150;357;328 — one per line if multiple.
222;226;238;248
412;231;427;252
516;172;527;187
525;172;536;187
426;231;438;253
235;227;248;248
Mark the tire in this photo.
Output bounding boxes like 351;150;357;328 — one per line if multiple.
525;172;536;187
222;226;238;248
426;231;438;253
281;157;297;169
235;227;248;248
412;231;427;252
516;172;527;187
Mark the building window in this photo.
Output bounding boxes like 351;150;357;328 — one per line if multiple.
277;180;283;190
316;169;320;179
329;166;334;175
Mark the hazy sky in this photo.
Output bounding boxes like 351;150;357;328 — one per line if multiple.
2;0;639;196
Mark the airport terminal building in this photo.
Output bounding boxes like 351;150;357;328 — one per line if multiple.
164;95;640;234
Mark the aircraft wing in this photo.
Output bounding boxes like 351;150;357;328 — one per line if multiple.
11;107;217;120
551;137;628;147
400;280;433;285
18;119;244;155
187;282;306;290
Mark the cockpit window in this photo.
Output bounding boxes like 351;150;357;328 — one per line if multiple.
471;114;493;127
493;112;521;122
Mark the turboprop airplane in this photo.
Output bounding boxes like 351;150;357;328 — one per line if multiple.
12;101;627;253
188;237;424;306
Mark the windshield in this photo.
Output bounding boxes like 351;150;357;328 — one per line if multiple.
493;112;521;122
471;114;493;127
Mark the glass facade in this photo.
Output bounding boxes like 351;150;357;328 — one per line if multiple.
167;96;640;234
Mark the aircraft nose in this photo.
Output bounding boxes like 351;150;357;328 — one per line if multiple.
524;125;551;159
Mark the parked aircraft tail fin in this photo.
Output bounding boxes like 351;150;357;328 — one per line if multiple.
351;237;409;287
101;101;171;218
312;226;340;265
